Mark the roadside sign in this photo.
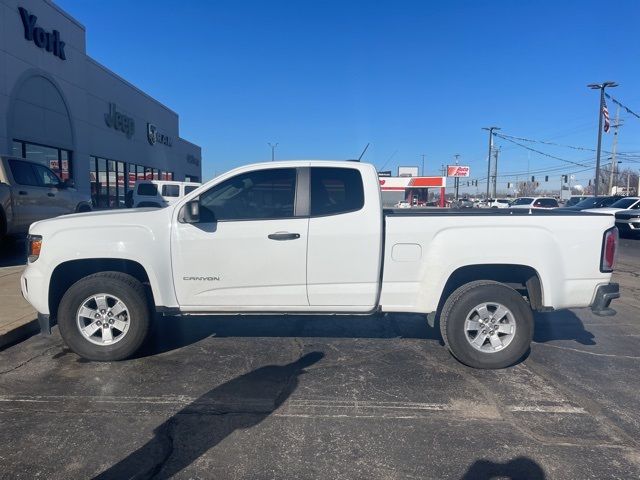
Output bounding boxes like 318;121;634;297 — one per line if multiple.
446;165;470;177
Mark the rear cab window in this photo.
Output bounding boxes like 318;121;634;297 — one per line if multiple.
161;184;180;197
137;183;159;196
310;167;364;216
8;160;39;186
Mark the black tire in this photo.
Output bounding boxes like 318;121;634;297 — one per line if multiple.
77;203;92;213
57;272;150;361
439;280;533;369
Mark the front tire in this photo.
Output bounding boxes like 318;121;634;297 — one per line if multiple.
439;280;533;369
57;272;150;361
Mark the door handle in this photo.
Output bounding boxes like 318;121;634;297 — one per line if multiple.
47;192;55;197
18;191;28;195
268;232;300;241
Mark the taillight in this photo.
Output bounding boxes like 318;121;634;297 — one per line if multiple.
600;227;618;272
27;235;42;263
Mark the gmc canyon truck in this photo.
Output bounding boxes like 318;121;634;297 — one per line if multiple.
21;161;620;369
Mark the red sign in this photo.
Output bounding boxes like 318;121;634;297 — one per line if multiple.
447;165;470;177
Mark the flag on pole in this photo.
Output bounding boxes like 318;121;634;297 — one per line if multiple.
602;99;610;133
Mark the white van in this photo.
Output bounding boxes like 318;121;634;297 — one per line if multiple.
127;180;201;208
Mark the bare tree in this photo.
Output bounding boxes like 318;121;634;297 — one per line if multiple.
595;166;638;195
517;181;538;197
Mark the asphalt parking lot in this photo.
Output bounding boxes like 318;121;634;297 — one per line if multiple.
1;238;639;479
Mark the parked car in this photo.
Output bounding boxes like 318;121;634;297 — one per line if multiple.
615;211;640;238
0;156;91;241
563;195;592;207
557;196;623;212
23;160;619;369
452;198;475;208
486;198;512;209
509;197;559;209
128;180;201;208
395;200;411;208
583;197;640;215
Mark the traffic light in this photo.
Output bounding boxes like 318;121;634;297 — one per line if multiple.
507;182;512;188
531;176;535;182
545;175;549;182
562;175;568;183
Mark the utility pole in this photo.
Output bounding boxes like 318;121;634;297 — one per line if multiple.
482;127;500;199
588;81;618;196
608;106;622;195
454;154;460;200
421;154;426;176
268;142;279;162
492;147;500;198
627;171;631;196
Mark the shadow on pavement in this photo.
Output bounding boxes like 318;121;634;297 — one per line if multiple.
533;310;596;345
462;456;546;479
92;351;324;480
0;236;26;268
135;312;441;359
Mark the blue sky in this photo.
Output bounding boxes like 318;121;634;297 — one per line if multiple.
57;0;640;193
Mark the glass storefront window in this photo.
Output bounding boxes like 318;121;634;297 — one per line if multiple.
12;139;72;180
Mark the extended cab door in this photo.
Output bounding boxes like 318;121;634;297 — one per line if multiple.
306;165;383;309
31;163;71;216
171;167;309;308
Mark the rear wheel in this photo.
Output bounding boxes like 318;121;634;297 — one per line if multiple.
57;272;150;361
439;280;533;369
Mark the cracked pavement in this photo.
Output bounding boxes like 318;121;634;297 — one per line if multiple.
0;239;639;479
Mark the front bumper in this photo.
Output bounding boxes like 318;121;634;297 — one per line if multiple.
591;283;620;317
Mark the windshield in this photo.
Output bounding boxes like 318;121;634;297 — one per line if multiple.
511;198;533;205
573;197;601;208
609;198;639;209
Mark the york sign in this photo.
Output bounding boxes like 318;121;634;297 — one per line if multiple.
18;7;66;60
104;103;135;139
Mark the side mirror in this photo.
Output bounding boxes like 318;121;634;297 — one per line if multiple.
182;199;200;223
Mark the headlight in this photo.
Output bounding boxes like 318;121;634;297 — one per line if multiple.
27;235;42;262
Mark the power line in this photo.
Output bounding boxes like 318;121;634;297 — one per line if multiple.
494;133;590;167
605;93;640;121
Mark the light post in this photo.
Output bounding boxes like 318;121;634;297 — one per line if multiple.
587;81;618;196
268;142;279;162
482;127;500;199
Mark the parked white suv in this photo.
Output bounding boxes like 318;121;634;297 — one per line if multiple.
485;198;512;209
583;197;640;215
509;197;559;209
127;180;201;208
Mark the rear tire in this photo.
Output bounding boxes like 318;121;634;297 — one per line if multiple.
439;280;533;369
57;272;150;361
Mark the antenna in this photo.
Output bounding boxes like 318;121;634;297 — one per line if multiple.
357;143;370;162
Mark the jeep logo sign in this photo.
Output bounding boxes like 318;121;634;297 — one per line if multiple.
104;103;135;139
18;7;66;60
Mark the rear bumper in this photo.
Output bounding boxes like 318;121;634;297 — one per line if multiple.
590;283;620;316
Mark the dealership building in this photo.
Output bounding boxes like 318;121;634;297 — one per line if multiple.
0;0;202;208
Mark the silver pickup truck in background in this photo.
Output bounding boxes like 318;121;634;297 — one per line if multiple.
0;155;91;242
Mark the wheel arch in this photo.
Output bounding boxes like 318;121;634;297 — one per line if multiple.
49;258;154;318
437;264;544;315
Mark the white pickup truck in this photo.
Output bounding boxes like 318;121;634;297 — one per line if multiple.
21;161;620;368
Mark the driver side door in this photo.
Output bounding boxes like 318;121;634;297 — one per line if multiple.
171;167;310;309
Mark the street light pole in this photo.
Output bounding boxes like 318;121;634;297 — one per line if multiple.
421;154;426;176
482;127;500;199
588;81;618;196
268;142;279;162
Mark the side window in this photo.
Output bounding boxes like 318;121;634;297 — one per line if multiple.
198;168;296;222
8;160;39;186
32;164;62;187
137;183;158;196
162;184;180;197
310;167;364;216
184;185;198;195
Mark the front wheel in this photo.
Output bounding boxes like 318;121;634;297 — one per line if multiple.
439;280;533;369
57;272;150;361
